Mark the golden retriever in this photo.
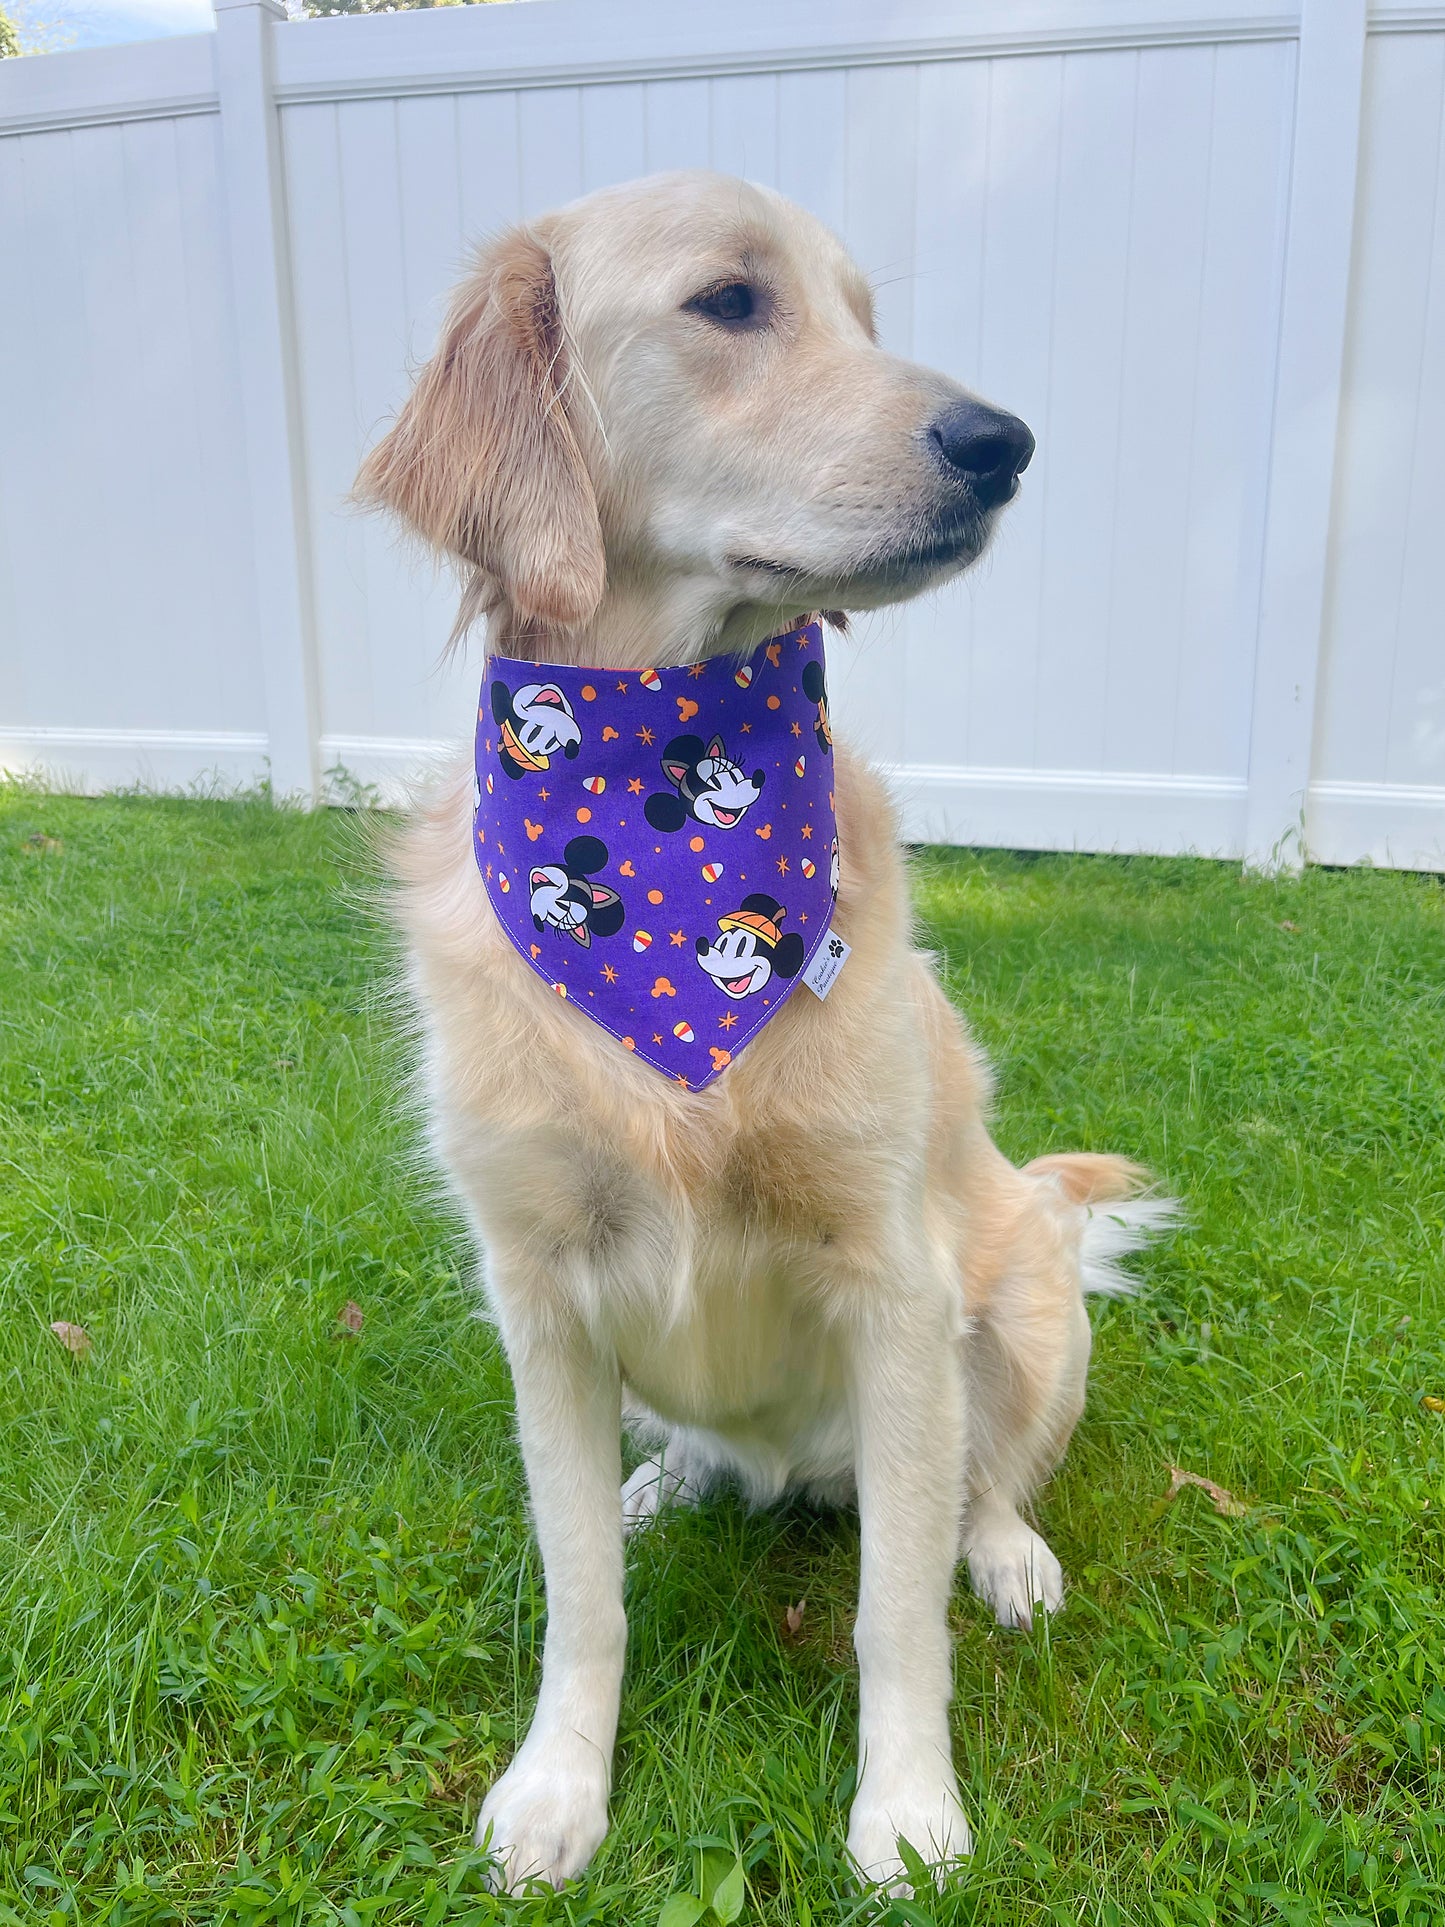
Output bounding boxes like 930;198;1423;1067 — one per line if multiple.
356;170;1173;1895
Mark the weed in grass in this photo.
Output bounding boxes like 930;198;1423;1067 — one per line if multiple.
0;789;1442;1923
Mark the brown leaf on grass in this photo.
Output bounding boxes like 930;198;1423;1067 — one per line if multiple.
782;1598;806;1640
337;1300;364;1336
50;1321;92;1359
1421;1395;1445;1414
1163;1464;1246;1518
23;832;63;855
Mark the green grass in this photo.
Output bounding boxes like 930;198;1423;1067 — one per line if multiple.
1;787;1443;1927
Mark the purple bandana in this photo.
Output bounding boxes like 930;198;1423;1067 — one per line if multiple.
473;618;840;1089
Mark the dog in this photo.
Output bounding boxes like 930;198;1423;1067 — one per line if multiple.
356;170;1175;1895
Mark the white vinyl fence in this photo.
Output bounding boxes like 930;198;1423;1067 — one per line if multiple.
1;0;1443;870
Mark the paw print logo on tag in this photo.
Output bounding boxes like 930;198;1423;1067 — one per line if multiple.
801;931;851;1002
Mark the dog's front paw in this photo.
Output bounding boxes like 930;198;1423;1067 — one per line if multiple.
475;1741;609;1892
847;1769;971;1893
965;1516;1064;1630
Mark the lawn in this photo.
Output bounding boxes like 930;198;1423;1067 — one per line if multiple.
1;786;1442;1927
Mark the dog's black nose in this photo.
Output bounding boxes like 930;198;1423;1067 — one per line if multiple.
928;400;1034;508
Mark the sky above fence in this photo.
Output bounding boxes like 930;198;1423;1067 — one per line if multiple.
12;0;214;49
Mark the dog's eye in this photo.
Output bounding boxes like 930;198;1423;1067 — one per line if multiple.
686;282;764;329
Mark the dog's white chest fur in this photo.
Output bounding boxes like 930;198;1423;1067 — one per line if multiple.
610;1235;856;1506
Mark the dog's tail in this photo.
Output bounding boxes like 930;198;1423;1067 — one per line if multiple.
1024;1152;1183;1298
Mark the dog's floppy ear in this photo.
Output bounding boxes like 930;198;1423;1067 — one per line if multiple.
354;227;605;629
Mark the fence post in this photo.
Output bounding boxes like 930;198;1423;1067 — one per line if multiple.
212;0;319;803
1242;0;1368;870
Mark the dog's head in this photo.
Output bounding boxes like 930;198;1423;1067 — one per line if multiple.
356;171;1032;648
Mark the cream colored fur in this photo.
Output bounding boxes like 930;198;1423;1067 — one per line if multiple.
358;171;1174;1896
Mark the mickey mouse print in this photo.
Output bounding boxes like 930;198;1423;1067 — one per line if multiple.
472;619;842;1089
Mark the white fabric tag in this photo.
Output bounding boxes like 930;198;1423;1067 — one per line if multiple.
802;930;851;999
